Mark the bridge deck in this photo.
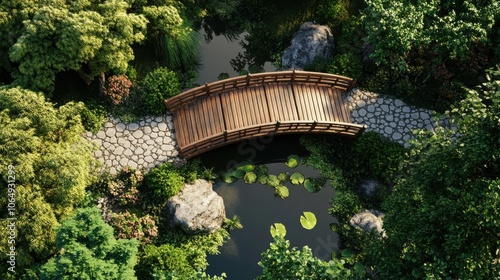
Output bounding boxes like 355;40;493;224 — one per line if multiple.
165;71;365;159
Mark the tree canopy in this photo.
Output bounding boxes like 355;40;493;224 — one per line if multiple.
38;207;139;279
0;0;189;93
0;87;98;276
368;71;500;278
363;0;500;69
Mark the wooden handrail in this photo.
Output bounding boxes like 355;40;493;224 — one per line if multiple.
178;120;366;159
164;70;355;112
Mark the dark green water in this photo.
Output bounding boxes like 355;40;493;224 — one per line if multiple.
200;136;339;279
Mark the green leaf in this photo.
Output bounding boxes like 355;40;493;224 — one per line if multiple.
244;172;257;184
300;211;317;230
277;172;289;183
258;175;269;185
290;172;305;185
270;223;287;238
255;165;269;177
303;179;315;192
236;161;255;172
285;154;300;168
230;169;245;179
341;248;355;259
267;174;280;188
354;262;366;276
223;173;236;184
274;185;289;199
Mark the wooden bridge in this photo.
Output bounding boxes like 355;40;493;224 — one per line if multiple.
164;70;366;159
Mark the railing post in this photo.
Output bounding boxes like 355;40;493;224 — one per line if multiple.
291;69;296;82
223;130;228;142
246;73;251;87
275;121;281;132
205;83;210;95
310;120;317;131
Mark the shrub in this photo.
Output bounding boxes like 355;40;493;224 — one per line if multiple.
109;211;158;244
108;167;143;206
104;75;133;106
145;162;185;200
352;131;406;183
141;67;181;115
327;53;363;78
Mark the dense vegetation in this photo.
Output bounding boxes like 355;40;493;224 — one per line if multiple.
1;0;499;278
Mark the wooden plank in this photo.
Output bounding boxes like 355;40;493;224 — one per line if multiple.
322;87;336;122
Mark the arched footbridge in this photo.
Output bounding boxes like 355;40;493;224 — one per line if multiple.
164;70;366;159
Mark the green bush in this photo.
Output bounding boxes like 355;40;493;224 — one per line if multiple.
352;132;406;183
141;67;180;115
327;53;363;79
72;101;107;133
145;163;185;200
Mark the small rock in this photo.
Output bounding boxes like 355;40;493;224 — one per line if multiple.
105;128;116;137
158;123;168;131
119;158;129;167
123;149;133;156
128;123;139;131
96;131;106;139
133;130;144;138
350;209;385;237
113;146;124;155
116;123;126;132
143;126;152;134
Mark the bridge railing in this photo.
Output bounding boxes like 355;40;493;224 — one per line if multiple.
165;70;355;112
178;120;366;159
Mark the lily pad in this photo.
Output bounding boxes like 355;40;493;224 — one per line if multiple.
270;223;287;238
223;173;236;184
244;172;257;184
303;179;315;192
303;178;324;193
255;165;269;177
290;172;305;185
275;185;289;199
236;161;255;172
258;175;268;185
285;154;300;168
300;211;317;230
277;172;289;183
267;174;280;188
230;169;245;179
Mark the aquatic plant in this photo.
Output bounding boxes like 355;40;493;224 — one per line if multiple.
270;223;287;238
285;154;300;168
300;211;317;230
274;185;289;199
290;172;305;185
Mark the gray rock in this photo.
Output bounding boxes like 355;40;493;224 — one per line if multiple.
116;123;126;132
166;179;226;233
105;128;116;137
128;123;139;131
281;22;334;70
358;179;380;196
350;209;385;237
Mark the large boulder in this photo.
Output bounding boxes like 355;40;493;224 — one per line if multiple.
349;209;385;237
166;179;225;234
281;22;334;70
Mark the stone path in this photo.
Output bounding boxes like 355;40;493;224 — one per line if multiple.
84;114;182;175
86;89;444;174
346;89;440;148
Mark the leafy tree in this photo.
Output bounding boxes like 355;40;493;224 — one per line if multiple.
1;0;148;92
368;72;500;279
363;0;499;69
0;87;98;276
38;207;139;279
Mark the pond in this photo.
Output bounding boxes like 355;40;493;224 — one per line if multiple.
199;136;339;279
196;31;275;85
